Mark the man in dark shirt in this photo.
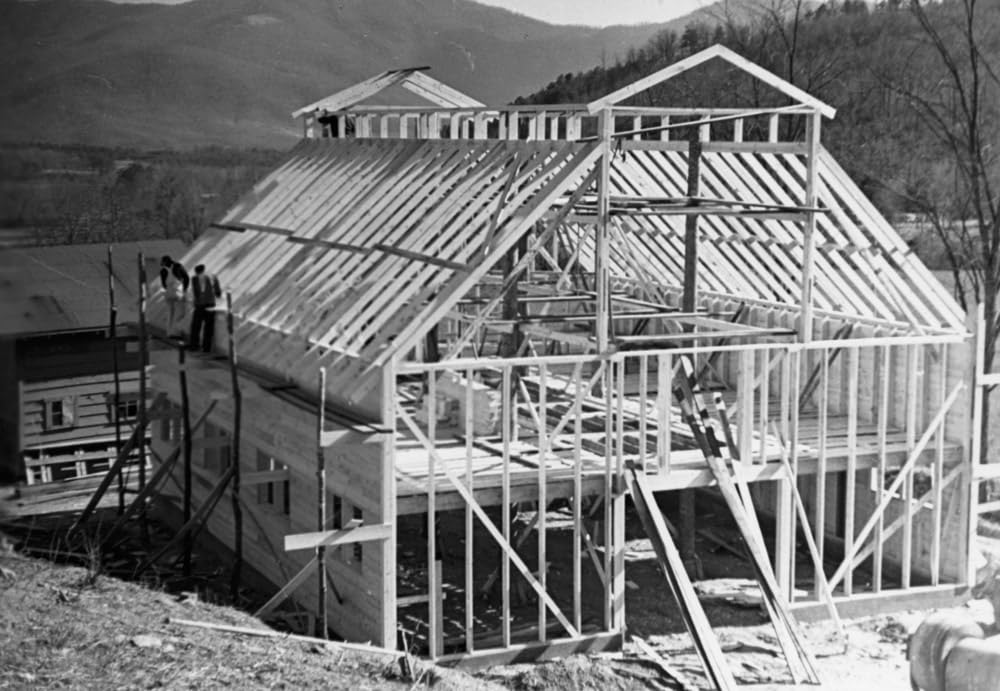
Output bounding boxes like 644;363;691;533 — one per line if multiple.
189;264;222;353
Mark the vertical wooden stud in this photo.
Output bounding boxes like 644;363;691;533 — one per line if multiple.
464;366;474;653
844;347;859;597
137;252;149;545
800;111;821;341
180;344;193;578
226;292;243;603
874;345;890;592
428;371;439;657
316;367;328;638
538;363;548;641
501;366;511;648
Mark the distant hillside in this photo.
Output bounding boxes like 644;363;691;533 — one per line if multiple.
0;0;719;149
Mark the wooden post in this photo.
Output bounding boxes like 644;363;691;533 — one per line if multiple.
137;253;149;545
428;371;441;656
108;245;124;514
679;128;703;573
682;129;702;315
800;111;821;341
226;292;243;603
966;303;985;587
465;367;474;653
596;108;612;352
179;344;193;578
500;246;522;358
317;367;328;639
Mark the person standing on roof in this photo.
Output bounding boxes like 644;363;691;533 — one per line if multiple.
160;255;190;338
189;264;222;353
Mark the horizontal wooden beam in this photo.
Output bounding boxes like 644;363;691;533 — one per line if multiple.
373;243;469;272
621;139;809;155
241;469;290;486
973;464;1000;481
568;209;811;221
214;223;468;270
436;632;622;670
522;325;595;349
789;585;968;623
617;327;795;344
284;520;392;552
979;373;1000;386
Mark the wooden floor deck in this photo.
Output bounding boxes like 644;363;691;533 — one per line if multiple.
393;387;964;515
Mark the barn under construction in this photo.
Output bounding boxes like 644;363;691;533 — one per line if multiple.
124;46;991;674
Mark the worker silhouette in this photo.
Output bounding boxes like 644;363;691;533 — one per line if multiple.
160;255;190;338
189;264;222;353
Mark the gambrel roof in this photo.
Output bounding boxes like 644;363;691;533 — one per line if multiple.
150;48;963;415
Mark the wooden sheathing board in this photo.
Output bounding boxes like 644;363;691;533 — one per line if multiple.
150;350;394;647
21;370;142;451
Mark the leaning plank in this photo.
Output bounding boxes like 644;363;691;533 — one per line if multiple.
625;465;737;690
167;617;402;658
632;635;698;691
254;556;319;617
98;398;217;549
771;423;845;639
674;366;819;685
134;465;236;576
69;417;150;533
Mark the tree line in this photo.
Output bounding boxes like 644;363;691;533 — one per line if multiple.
0;144;282;247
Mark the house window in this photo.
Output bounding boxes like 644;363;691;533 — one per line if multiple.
45;397;76;430
352;506;363;564
256;450;290;516
115;397;139;421
202;423;231;475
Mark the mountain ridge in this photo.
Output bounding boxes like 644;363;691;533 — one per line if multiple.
0;0;721;148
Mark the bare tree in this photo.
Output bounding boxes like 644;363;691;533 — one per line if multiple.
898;0;1000;461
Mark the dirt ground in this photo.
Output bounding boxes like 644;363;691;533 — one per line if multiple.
2;500;995;690
5;537;992;691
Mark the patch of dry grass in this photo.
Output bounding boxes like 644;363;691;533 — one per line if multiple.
0;549;494;690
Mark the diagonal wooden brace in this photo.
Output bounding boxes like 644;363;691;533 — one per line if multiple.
397;401;580;638
828;381;963;591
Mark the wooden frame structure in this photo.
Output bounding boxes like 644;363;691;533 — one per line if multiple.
144;46;979;669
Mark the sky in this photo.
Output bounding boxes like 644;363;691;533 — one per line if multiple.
107;0;712;27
